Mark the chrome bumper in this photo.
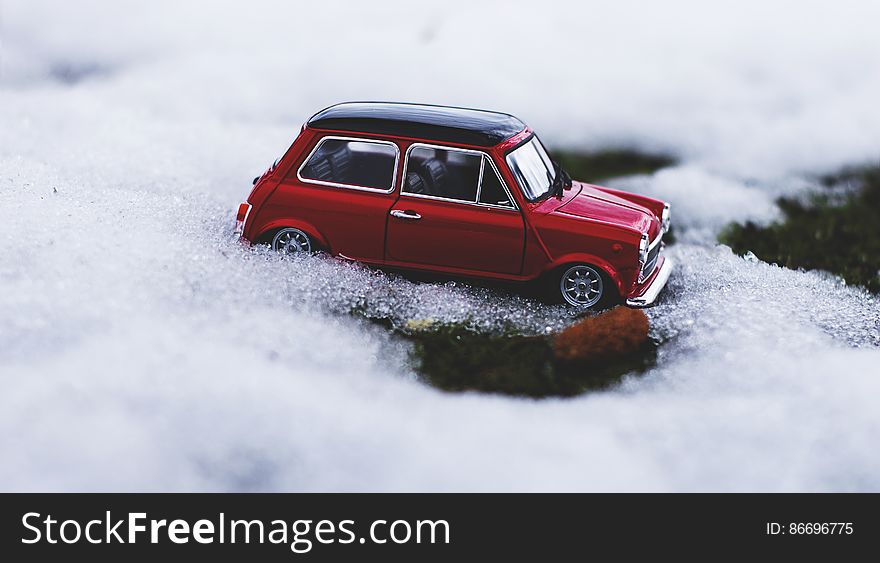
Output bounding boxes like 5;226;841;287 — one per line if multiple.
626;257;673;308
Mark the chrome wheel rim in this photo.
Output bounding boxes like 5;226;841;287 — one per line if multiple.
560;265;604;307
272;228;312;254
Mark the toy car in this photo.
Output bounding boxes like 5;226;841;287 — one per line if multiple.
235;102;672;308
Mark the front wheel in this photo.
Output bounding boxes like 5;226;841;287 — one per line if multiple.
558;264;606;308
271;227;313;254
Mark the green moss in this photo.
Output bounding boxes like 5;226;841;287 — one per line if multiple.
552;148;676;183
406;325;656;398
720;165;880;293
350;303;657;397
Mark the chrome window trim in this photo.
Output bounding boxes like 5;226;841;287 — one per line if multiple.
478;155;517;209
400;142;519;211
401;191;519;211
296;135;400;194
476;157;486;202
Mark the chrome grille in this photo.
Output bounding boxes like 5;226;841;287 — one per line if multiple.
640;234;663;281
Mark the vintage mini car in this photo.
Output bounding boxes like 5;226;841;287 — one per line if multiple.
235;102;672;308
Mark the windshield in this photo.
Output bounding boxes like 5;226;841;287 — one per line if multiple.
505;137;556;201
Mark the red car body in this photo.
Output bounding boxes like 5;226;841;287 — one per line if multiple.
236;102;672;307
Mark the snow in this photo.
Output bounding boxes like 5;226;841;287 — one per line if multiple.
1;0;880;491
605;167;809;243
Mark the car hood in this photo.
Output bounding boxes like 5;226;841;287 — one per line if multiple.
552;182;661;238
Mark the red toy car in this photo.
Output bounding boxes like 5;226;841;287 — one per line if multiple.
236;102;672;308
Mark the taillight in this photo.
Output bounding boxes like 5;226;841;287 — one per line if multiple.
234;202;252;237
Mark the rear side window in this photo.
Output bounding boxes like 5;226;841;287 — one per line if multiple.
299;137;398;191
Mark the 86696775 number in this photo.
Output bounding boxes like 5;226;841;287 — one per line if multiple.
765;522;853;535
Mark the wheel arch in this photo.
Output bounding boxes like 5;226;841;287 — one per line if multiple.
254;219;330;252
542;253;625;298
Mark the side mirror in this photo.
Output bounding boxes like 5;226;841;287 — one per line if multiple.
253;176;259;185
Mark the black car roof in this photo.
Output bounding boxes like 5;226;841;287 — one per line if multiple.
307;102;526;147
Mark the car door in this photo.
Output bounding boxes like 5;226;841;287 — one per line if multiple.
270;135;400;261
385;144;524;275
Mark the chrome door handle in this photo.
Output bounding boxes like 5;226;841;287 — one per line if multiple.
390;209;421;220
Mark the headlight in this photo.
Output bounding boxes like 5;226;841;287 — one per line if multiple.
638;232;649;266
661;203;671;233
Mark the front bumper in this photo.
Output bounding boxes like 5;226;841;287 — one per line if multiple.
626;256;673;307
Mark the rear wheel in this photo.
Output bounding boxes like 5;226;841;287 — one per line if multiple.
558;264;606;308
271;228;312;254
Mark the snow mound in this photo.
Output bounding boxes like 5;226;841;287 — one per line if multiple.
607;167;812;242
650;244;880;352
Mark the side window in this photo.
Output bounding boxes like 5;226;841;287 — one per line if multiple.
479;157;513;207
404;146;482;202
299;138;398;191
